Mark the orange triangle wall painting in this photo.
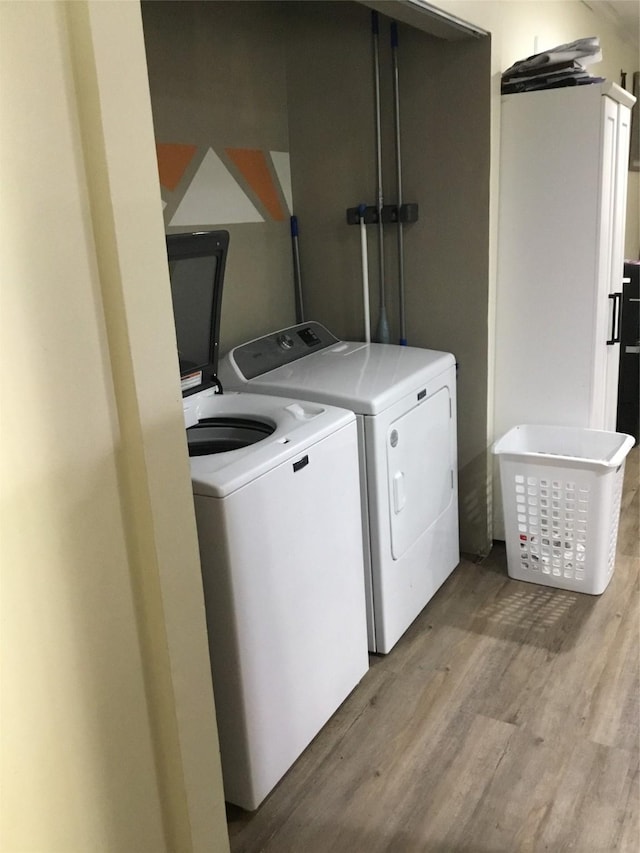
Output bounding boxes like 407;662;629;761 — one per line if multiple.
156;143;198;191
226;148;286;221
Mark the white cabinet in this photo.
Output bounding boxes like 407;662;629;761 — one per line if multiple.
494;82;634;447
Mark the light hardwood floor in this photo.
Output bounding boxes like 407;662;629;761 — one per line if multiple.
227;447;639;852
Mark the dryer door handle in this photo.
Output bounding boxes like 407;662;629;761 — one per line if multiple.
393;471;406;514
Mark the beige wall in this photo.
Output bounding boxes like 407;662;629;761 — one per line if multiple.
0;2;229;851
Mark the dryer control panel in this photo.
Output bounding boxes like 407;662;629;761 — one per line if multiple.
230;322;339;380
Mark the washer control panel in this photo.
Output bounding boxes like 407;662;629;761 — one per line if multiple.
231;322;339;380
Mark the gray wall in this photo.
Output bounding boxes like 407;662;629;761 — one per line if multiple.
284;1;377;339
141;0;492;555
399;27;491;557
285;3;491;554
142;1;296;352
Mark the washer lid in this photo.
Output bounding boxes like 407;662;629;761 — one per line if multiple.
221;327;455;415
166;230;229;396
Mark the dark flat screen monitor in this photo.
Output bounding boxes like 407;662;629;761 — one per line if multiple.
166;230;229;392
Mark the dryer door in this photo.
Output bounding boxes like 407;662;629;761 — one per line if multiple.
387;386;453;560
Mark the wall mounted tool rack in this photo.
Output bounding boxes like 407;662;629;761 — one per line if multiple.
346;204;419;225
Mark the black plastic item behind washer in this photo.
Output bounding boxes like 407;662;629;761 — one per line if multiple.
187;417;275;456
166;230;229;396
166;230;278;456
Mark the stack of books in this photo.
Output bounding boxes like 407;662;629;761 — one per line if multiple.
502;37;604;94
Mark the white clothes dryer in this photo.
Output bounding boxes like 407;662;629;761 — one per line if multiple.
219;322;460;654
167;235;368;811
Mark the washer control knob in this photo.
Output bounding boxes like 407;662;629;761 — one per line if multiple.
277;334;294;350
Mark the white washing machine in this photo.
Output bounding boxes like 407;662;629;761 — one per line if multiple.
219;322;460;654
167;234;368;811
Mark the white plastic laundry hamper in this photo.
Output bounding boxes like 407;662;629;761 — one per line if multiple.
493;425;634;594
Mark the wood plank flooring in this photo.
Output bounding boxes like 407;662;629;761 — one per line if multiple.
227;447;639;852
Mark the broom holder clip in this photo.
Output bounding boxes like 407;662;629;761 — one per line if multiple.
346;204;419;225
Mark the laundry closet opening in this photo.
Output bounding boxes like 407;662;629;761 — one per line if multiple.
141;0;491;556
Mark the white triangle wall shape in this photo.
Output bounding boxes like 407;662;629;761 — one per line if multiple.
169;148;264;227
270;151;293;215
